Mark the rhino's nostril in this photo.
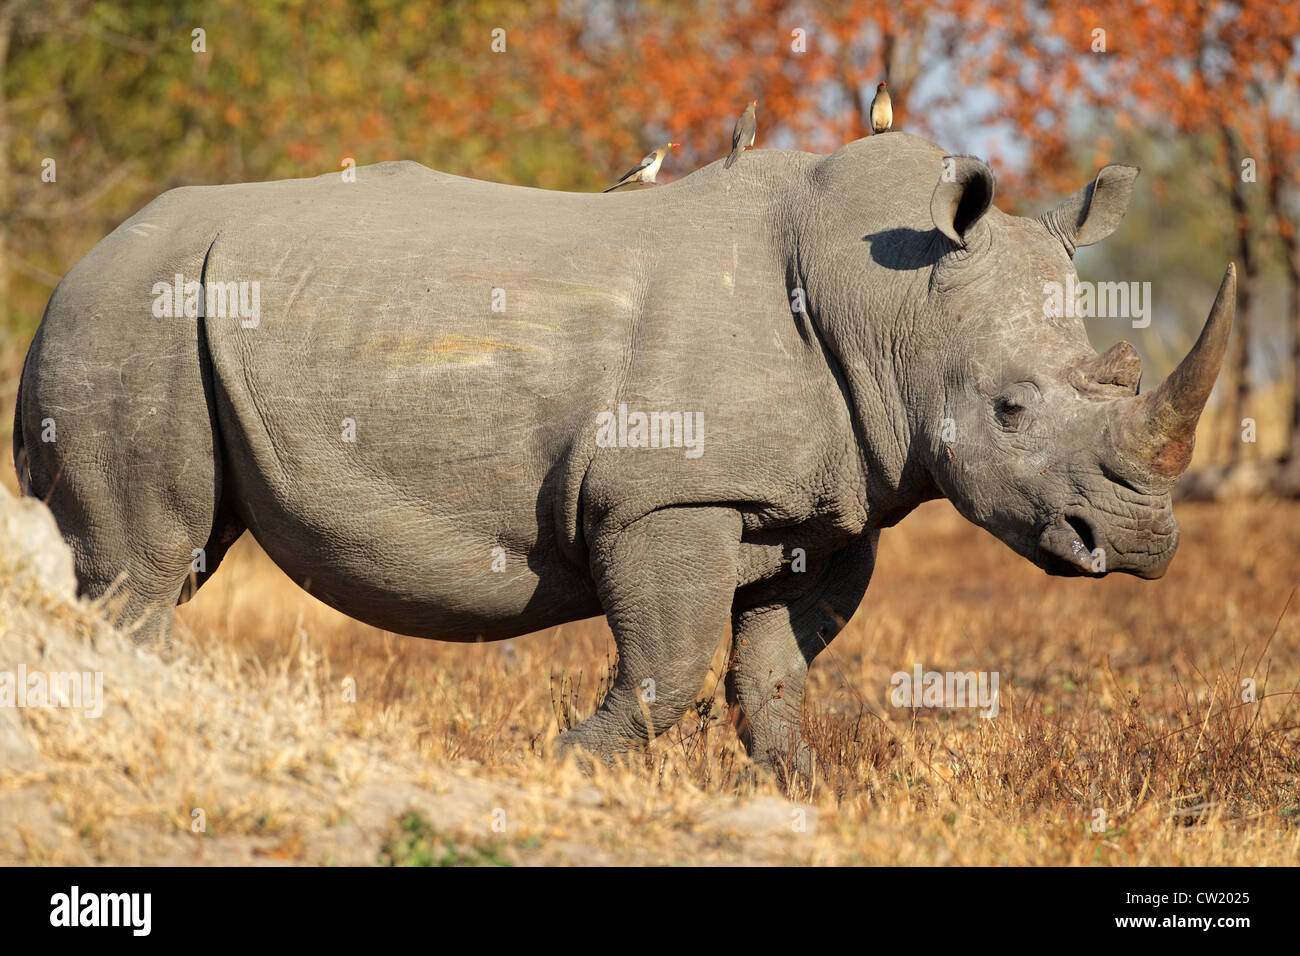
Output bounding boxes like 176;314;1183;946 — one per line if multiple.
1065;514;1096;555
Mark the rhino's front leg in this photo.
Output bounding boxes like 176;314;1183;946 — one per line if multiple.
556;506;742;763
726;532;877;782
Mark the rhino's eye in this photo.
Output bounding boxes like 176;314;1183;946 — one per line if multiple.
993;397;1025;430
993;382;1039;431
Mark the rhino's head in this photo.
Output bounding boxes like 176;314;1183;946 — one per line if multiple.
915;156;1234;579
797;136;1232;580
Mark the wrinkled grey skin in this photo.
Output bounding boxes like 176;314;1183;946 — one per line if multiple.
15;133;1233;778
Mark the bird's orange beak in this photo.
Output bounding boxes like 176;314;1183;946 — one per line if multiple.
670;142;680;148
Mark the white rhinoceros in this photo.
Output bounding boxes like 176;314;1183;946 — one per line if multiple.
14;133;1234;774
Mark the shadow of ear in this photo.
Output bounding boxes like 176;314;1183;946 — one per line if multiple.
862;227;947;270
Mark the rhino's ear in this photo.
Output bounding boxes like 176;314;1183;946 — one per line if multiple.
930;156;995;247
1040;164;1140;257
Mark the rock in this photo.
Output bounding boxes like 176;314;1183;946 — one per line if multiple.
0;484;78;602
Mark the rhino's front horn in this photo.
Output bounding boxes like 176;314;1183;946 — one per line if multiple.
1108;264;1236;485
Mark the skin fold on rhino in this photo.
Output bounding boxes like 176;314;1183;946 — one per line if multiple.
14;132;1234;779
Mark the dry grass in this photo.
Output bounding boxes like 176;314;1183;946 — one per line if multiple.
4;493;1294;865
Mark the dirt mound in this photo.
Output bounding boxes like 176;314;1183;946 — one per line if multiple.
0;487;820;865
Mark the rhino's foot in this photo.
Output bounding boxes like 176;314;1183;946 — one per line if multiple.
548;729;636;774
557;506;743;765
716;736;817;796
725;638;819;796
761;740;818;797
725;534;880;795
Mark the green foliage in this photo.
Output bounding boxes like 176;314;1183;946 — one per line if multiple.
1;0;589;344
377;811;513;867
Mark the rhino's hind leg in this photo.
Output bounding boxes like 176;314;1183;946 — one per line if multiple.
18;326;228;645
33;446;226;644
24;460;222;645
726;533;877;786
556;506;742;765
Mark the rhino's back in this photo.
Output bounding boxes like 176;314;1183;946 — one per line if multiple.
185;164;645;632
30;154;849;639
192;161;637;481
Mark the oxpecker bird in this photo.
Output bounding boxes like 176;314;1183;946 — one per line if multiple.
602;142;680;192
870;82;893;133
724;100;758;169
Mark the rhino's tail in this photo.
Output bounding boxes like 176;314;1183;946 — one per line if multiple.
12;336;33;497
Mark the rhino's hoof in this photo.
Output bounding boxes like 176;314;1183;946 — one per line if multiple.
763;744;817;796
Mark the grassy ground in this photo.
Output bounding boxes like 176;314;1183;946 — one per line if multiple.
4;493;1294;865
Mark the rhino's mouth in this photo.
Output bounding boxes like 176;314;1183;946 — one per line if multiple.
1035;513;1103;577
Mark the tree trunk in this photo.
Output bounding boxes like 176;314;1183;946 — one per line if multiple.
1220;123;1255;465
1265;132;1300;467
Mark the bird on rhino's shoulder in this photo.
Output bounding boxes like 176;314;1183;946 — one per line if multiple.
870;81;893;133
724;100;758;169
602;142;680;192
